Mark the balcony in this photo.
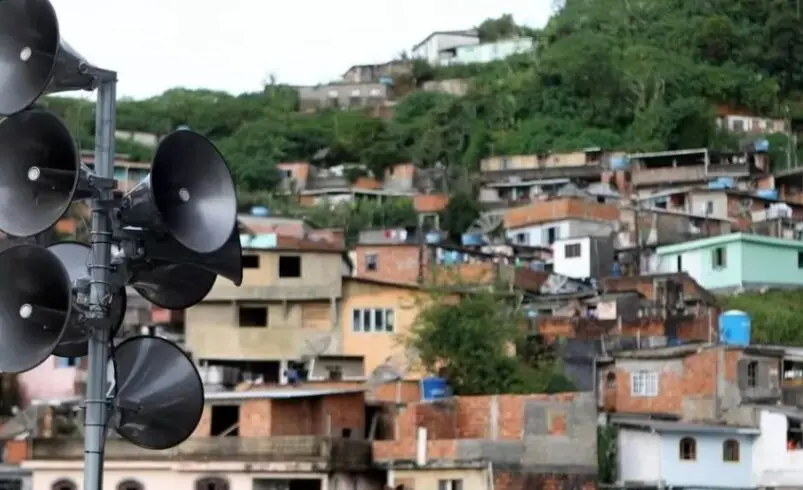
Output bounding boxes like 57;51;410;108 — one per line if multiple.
29;436;372;469
204;281;341;301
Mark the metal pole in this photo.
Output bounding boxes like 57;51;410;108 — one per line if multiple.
84;74;118;490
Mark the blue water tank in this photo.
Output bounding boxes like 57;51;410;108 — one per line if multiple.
420;377;451;401
251;206;269;217
755;138;770;152
610;155;630;170
755;189;779;200
719;310;752;346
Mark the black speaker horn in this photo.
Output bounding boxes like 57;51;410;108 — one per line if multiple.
129;263;217;311
111;335;204;450
118;129;237;254
47;242;127;358
143;228;244;286
0;108;85;237
0;0;98;117
0;244;72;373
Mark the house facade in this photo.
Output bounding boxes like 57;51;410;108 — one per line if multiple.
616;420;758;489
503;198;620;247
439;38;535;65
410;31;479;65
655;233;803;292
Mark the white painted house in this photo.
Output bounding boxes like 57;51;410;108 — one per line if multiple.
552;236;615;279
613;407;803;488
505;219;613;248
411;30;479;65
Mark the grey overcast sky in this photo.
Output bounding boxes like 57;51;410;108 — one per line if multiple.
50;0;553;100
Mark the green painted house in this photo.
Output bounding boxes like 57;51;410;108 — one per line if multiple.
655;233;803;292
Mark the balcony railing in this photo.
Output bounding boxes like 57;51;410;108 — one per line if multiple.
30;437;372;468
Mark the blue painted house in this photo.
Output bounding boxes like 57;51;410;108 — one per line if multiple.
615;419;759;489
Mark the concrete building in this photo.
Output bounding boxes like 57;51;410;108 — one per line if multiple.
410;31;479;65
372;392;598;490
654;233;803;292
297;82;393;112
615;419;758;489
21;388;378;490
439;38;534;65
596;343;783;420
503;198;620;247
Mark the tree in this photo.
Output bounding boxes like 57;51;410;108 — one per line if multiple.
407;290;573;395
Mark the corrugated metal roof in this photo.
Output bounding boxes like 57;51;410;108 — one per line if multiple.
204;387;365;401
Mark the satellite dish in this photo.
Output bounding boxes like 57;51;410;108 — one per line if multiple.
111;335;204;450
118;129;238;254
46;241;127;358
0;244;72;373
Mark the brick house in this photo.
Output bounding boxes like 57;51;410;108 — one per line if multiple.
373;392;598;490
21;388;379;490
597;343;783;420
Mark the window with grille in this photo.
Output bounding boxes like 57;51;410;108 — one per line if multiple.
630;371;659;397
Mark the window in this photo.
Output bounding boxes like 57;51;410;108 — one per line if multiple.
798;251;803;269
515;233;528;245
546;227;557;244
195;477;229;490
605;372;616;388
238;306;267;327
352;308;395;332
210;405;239;436
348;96;362;107
438;481;463;490
747;361;758;387
723;439;740;462
242;254;259;269
116;480;143;490
564;243;581;258
679;437;697;460
278;255;301;277
676;255;683;272
0;479;22;490
712;247;727;268
705;201;714;215
630;371;659;397
51;480;77;490
365;253;378;272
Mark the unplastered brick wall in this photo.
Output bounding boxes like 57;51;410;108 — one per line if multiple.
373;392;598;489
192;393;366;438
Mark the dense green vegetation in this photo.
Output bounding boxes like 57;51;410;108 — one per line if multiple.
720;290;803;345
407;290;574;395
48;1;803;197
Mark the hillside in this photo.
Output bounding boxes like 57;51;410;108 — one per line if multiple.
43;2;803;197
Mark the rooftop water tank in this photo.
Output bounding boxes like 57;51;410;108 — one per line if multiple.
719;310;751;346
755;189;779;200
755;138;770;152
461;233;484;246
251;206;269;217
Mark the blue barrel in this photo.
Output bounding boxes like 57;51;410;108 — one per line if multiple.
250;206;269;217
719;310;751;346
